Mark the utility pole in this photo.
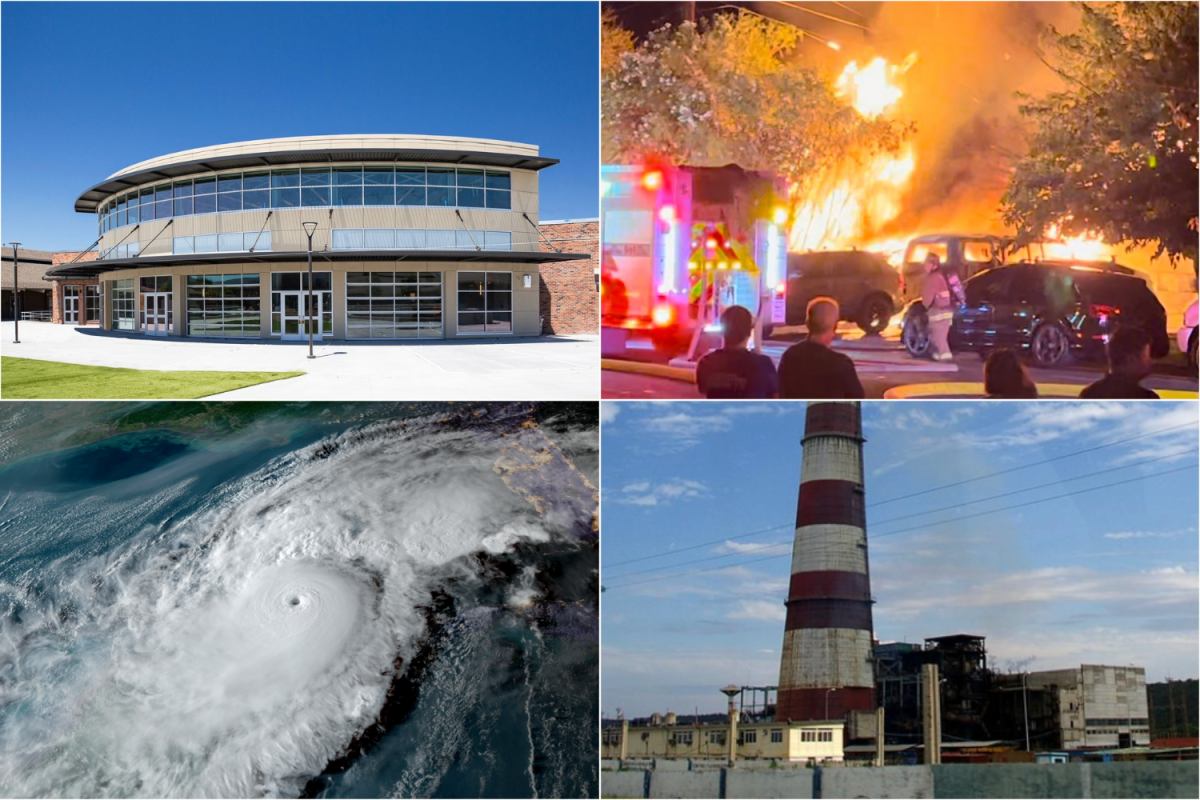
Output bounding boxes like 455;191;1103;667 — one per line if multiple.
722;685;741;767
619;711;630;765
922;664;941;765
874;707;885;767
683;0;695;24
1022;672;1031;752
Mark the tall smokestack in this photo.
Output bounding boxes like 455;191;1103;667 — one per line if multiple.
776;401;875;722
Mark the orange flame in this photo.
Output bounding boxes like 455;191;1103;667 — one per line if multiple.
788;54;917;253
1043;222;1111;261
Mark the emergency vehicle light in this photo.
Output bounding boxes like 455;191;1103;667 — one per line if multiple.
651;303;675;327
659;205;675;222
642;170;664;191
772;206;788;225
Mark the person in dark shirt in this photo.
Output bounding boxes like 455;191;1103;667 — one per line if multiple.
984;349;1039;398
1080;325;1160;399
777;297;865;399
695;305;778;399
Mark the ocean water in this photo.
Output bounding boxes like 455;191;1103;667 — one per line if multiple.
0;402;598;799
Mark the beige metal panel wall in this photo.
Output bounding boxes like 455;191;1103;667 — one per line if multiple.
790;525;868;574
800;438;863;484
513;191;538;217
140;220;175;256
779;629;875;689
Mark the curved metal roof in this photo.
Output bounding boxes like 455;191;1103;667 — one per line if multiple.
47;248;586;279
75;140;558;213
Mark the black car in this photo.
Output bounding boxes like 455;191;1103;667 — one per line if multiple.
903;261;1169;366
783;250;899;335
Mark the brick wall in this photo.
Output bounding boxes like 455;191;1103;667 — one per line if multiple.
51;251;101;325
538;220;598;334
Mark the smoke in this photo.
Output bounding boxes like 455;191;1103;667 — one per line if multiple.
865;1;1081;235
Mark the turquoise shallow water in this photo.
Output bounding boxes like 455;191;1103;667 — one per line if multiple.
0;402;598;799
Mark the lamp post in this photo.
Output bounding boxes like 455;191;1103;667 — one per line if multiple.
1022;672;1031;752
302;222;317;359
8;242;21;343
824;687;839;720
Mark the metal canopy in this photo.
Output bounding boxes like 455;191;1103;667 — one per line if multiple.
74;148;560;213
46;249;586;279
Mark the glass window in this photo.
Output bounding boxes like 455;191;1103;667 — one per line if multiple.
347;272;370;284
396;186;426;206
194;234;218;253
243;171;270;190
272;272;301;291
396;229;426;249
363;167;393;185
458;188;485;207
332;229;365;249
334;167;363;186
344;271;441;339
174;197;193;216
127;204;139;224
333;185;363;206
156;200;172;219
427;187;453;207
484;231;512;250
244;231;271;251
185;272;259;338
456;230;479;250
173;236;195;254
140;188;154;204
427;168;455;186
155;184;172;202
193;194;217;214
140;197;154;221
301;168;331;186
396;168;425;185
427;229;455;249
111;278;136;331
486;190;511;210
365;229;396;249
157;276;171;292
173;180;193;198
363;185;393;205
271;169;299;188
118;209;128;227
218;174;242;193
302;186;331;206
487;273;512;291
457;169;484;188
218;192;242;212
194;177;216;195
272;188;300;208
243;190;270;209
485;171;511;190
117;197;126;213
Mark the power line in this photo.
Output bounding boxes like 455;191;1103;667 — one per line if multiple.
602;447;1198;583
602;462;1198;590
774;1;870;30
601;420;1195;570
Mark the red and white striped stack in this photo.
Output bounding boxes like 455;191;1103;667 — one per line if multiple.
776;401;876;722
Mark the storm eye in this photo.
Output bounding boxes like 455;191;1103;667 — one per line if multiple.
289;597;300;606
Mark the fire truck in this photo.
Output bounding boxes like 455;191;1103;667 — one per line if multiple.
600;163;789;358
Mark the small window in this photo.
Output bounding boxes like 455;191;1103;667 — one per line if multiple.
271;169;300;188
363;184;394;205
302;186;331;206
709;732;726;745
332;229;365;249
301;168;331;186
193;194;217;214
155;184;173;202
243;171;270;191
217;174;242;193
457;169;485;188
427;168;455;186
742;730;757;744
194;177;216;195
396;168;425;186
770;729;783;744
363;167;394;185
485;171;511;190
457;188;485;208
334;185;363;206
173;180;193;198
334;167;363;186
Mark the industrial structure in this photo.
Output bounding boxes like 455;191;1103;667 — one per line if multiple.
777;401;876;723
599;711;844;764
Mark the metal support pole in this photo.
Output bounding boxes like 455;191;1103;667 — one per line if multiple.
875;707;885;767
9;243;21;343
302;222;317;359
1023;672;1031;752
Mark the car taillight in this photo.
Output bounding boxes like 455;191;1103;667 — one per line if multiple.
1090;303;1119;322
651;303;675;327
775;282;787;297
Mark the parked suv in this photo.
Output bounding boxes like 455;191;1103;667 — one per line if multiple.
906;261;1169;366
783;250;899;335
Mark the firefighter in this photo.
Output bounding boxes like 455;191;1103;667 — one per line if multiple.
922;253;956;362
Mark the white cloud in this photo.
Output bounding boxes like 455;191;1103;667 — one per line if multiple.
1103;530;1184;540
600;402;621;424
726;600;786;622
609;478;708;507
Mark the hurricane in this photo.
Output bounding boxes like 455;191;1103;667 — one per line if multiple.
0;401;598;799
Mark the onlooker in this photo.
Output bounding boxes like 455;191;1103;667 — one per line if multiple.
1080;325;1161;399
921;253;956;362
778;297;865;399
984;349;1039;398
695;305;778;399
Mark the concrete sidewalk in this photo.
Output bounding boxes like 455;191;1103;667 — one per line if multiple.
0;322;599;400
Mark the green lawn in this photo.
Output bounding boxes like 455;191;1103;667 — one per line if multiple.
1;357;304;399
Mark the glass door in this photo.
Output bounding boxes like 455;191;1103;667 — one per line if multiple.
280;291;322;341
63;286;79;324
142;292;172;335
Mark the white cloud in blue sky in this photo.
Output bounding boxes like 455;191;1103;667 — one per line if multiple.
601;401;1200;717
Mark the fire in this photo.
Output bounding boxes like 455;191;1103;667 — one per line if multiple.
1042;222;1111;261
788;54;918;253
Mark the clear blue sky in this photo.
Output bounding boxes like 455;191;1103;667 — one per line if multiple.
0;1;598;251
600;401;1200;718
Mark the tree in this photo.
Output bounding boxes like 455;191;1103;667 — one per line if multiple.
1002;2;1199;264
601;12;910;202
601;8;633;79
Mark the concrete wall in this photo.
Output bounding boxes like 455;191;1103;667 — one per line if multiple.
602;762;1199;799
